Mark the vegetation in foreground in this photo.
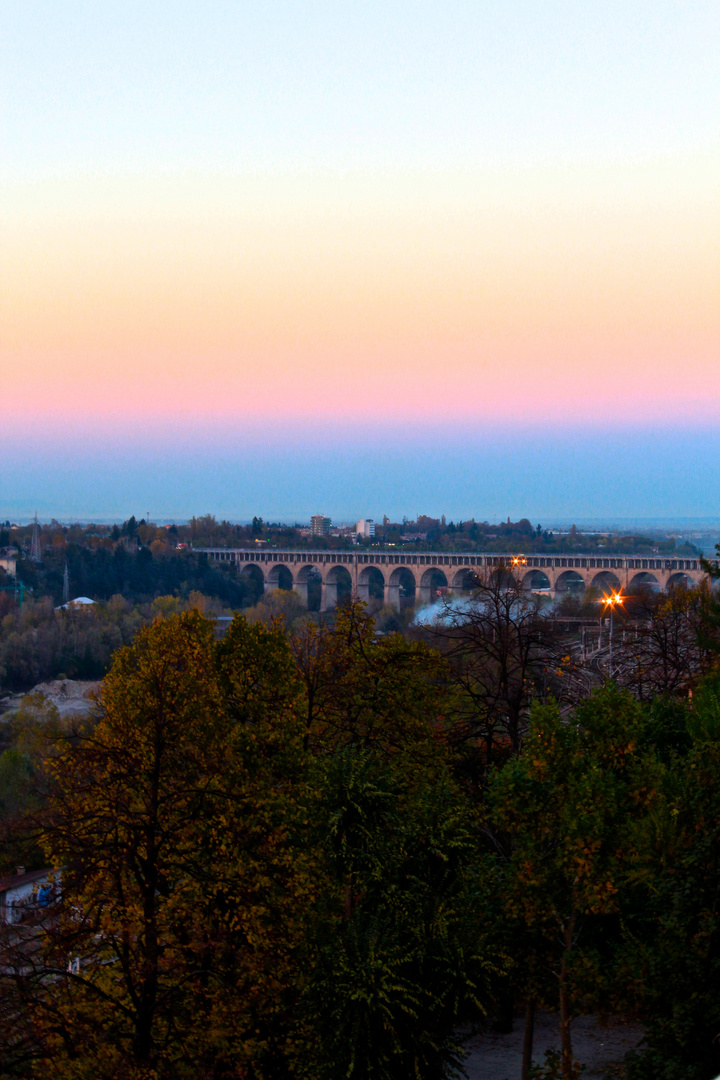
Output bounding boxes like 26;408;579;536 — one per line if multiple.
0;553;719;1079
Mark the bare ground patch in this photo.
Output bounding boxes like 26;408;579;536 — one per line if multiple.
463;1011;644;1079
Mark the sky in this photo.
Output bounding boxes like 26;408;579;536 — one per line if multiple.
2;1;719;523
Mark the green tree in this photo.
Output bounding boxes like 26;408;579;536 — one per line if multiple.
626;673;720;1080
302;747;497;1080
489;685;652;1080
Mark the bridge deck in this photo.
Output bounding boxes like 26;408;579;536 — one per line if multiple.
197;548;704;573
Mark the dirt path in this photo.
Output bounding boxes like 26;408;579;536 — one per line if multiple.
463;1011;644;1079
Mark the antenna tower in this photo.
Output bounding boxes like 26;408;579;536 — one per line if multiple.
62;564;70;605
29;513;41;563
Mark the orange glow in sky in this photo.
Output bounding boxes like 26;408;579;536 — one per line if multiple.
3;155;718;429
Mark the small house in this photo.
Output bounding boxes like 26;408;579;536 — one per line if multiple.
0;867;59;924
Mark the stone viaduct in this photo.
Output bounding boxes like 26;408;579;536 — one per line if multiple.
196;548;709;611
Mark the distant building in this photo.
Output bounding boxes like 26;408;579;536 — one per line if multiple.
311;515;331;537
0;867;59;925
56;597;96;610
356;519;376;539
0;554;17;577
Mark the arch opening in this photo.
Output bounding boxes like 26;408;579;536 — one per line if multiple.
267;564;294;592
419;568;449;604
389;566;416;609
358;566;386;610
628;572;660;594
240;563;265;605
555;570;585;594
591;571;621;594
522;569;551;592
490;565;519;591
667;572;694;590
323;565;353;610
452;568;480;592
296;564;323;611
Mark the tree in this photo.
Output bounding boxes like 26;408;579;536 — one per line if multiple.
0;611;315;1078
302;747;497;1080
427;573;560;775
698;544;720;659
489;685;652;1080
0;608;490;1080
625;673;720;1080
616;583;710;698
289;603;448;764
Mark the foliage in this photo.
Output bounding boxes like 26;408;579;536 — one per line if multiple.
624;672;720;1080
25;541;251;608
0;592;235;693
489;685;653;1079
290;603;449;764
616;583;712;698
0;609;496;1079
698;543;720;659
0;613;315;1078
427;576;567;779
302;748;497;1080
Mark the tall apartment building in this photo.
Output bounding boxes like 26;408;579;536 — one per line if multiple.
311;515;332;536
356;518;375;539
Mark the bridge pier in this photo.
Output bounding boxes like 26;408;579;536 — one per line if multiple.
356;581;370;605
294;581;308;605
320;580;337;612
385;583;401;611
417;585;432;606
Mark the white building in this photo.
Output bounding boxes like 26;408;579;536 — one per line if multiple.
0;554;17;577
356;519;376;539
0;867;59;924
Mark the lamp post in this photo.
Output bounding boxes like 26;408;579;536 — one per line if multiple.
510;554;527;588
601;592;623;677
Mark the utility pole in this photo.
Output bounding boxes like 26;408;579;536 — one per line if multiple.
600;592;623;679
29;512;41;563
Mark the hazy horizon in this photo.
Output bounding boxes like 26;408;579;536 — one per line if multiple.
3;420;719;525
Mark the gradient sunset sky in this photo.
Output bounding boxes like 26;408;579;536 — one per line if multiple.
2;1;718;522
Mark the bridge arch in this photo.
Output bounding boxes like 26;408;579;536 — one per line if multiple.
388;566;416;608
358;565;386;607
490;565;518;590
452;567;479;592
267;563;294;591
667;571;694;590
419;567;448;604
556;570;585;594
629;571;660;593
239;563;264;604
295;564;323;610
522;569;551;592
321;564;353;611
591;570;621;594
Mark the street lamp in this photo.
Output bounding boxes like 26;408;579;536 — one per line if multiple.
600;592;623;676
510;555;527;585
